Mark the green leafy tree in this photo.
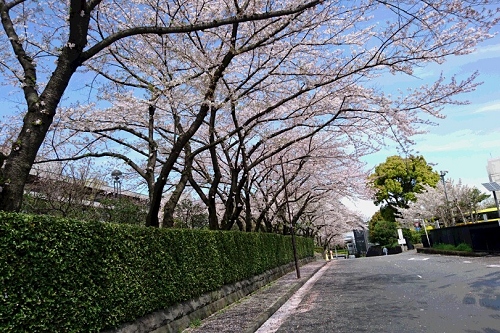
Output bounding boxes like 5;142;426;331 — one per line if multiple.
402;228;421;245
368;210;384;236
369;220;398;247
369;155;440;221
369;210;420;245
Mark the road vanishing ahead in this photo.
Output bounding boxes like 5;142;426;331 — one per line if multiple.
258;250;500;333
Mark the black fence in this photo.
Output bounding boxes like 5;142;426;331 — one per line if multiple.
429;221;500;253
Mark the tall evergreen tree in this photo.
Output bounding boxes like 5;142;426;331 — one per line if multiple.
369;155;440;221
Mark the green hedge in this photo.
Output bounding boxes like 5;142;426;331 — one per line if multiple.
0;212;313;332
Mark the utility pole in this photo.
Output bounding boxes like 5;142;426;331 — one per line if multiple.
280;156;301;279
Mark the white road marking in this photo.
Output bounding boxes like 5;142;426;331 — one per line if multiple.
417;275;422;279
408;257;429;261
487;265;500;268
463;261;472;264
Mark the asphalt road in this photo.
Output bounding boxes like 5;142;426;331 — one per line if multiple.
257;251;500;333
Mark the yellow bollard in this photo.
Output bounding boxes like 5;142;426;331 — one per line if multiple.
325;252;330;261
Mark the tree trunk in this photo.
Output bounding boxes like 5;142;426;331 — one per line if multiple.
0;0;90;211
0;60;83;211
162;143;193;227
146;40;236;227
244;184;253;232
207;104;222;230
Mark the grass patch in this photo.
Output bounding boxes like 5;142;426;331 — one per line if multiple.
455;243;473;252
189;319;202;328
432;243;456;251
432;243;473;252
261;281;275;291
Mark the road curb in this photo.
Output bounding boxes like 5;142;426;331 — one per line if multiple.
243;260;327;333
416;248;488;257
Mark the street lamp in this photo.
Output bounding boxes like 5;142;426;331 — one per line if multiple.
111;170;122;198
440;170;451;227
439;171;449;202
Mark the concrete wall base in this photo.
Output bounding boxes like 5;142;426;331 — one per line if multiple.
104;257;314;333
416;247;487;257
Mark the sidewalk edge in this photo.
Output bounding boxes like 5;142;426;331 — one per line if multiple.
243;261;327;333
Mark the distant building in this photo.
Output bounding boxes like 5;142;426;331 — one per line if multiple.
487;157;500;183
26;166;149;207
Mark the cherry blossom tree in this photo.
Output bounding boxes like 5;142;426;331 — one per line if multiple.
2;1;498;237
89;1;500;228
397;180;489;228
397;183;450;227
182;114;372;231
0;0;321;212
38;96;162;199
305;199;365;251
31;0;335;227
251;141;369;233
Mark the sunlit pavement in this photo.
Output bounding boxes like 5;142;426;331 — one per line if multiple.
259;250;500;333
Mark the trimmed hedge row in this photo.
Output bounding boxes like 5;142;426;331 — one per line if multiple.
0;212;313;332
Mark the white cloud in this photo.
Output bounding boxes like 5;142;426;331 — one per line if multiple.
412;129;500;192
444;42;500;70
342;197;378;221
415;130;476;152
471;43;500;57
414;129;500;154
471;100;500;114
459;176;490;193
478;138;500;150
417;139;474;153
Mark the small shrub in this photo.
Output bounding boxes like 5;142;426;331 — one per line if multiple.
433;243;457;251
455;243;473;252
432;243;473;252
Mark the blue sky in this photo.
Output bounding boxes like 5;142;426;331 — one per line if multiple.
347;27;500;219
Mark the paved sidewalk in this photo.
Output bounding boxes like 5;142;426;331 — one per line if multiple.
183;259;328;333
